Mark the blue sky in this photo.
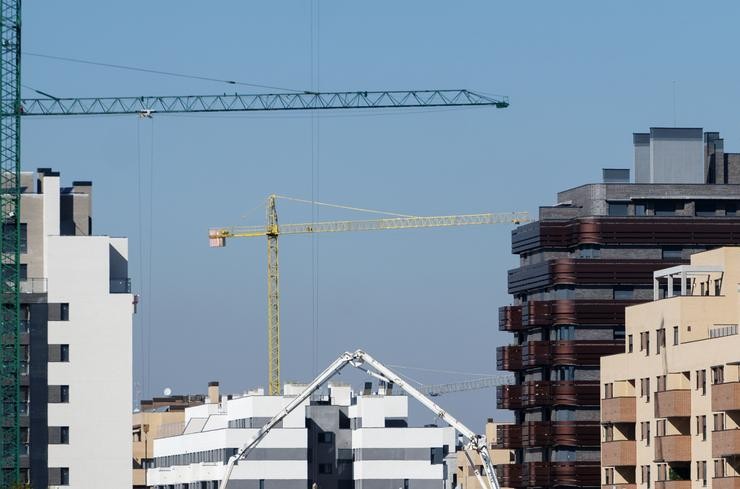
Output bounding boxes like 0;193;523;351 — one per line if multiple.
21;1;740;429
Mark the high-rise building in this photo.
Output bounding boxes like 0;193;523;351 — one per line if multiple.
147;382;458;489
495;129;740;489
601;246;740;489
8;169;134;487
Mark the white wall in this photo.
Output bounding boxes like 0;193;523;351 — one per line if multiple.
46;235;133;488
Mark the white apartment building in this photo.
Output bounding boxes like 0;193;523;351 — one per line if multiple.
17;169;134;487
148;382;458;489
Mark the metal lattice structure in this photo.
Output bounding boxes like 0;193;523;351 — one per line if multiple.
210;195;528;396
0;0;21;485
17;89;509;116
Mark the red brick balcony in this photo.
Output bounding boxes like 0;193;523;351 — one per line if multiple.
602;396;636;423
601;440;636;466
713;478;740;489
712;382;740;412
654;390;691;418
712;429;740;458
654;435;691;462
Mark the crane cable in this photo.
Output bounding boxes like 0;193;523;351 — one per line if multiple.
274;195;414;218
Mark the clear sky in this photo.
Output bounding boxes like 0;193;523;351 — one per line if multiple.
21;1;740;429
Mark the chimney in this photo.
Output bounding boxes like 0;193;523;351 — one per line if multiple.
208;381;220;404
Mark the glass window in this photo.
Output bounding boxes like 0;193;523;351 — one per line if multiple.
608;203;629;216
60;303;69;321
655;200;678;216
614;287;633;300
673;326;679;345
60;467;69;486
19;264;27;281
662;248;682;260
628;335;633;353
60;385;69;403
635;203;647;216
60;344;69;362
696;201;717;217
60;427;69;444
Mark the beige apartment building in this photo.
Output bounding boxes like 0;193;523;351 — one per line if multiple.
456;419;514;489
601;247;740;489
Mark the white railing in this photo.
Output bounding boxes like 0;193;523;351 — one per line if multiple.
710;324;738;339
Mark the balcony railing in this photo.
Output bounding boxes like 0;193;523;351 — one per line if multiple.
497;381;600;409
654;390;691;418
497;461;600;488
712;429;740;458
655;481;691;489
712;382;740;412
19;277;47;294
713;478;740;489
110;278;131;293
601;440;636;466
654;435;691;462
497;421;599;449
602;396;636;423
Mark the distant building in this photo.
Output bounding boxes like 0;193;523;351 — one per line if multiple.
497;129;740;489
147;382;458;489
601;247;740;489
133;385;210;488
455;419;513;489
6;169;135;487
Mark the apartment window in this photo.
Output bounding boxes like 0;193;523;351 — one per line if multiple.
49;467;69;486
61;303;69;321
696;369;706;395
713;413;725;431
673;326;679;345
318;463;333;474
641;465;651;488
19;263;27;281
628;334;633;353
404;480;410;489
640;378;651;402
656;375;666;392
604;424;614;442
711;366;724;384
635;203;647;216
430;447;445;464
49;344;69;362
641;422;651;446
657;464;666;481
655;201;678;217
656;328;665;354
49;385;69;403
259;480;265;489
60;344;69;362
697;461;707;486
605;468;614;485
614;287;633;300
662;248;682;260
49;426;69;445
608;203;629;216
697;415;707;441
604;383;613;399
656;419;666;437
714;459;725;478
317;432;333;444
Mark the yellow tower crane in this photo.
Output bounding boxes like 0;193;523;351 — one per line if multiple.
209;194;528;395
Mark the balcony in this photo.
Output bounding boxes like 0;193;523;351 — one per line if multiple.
712;429;740;458
19;277;46;294
601;440;636;466
497;421;599;449
602;485;636;489
499;305;523;331
497;461;600;488
110;278;131;293
602;396;636;423
497;381;600;409
654;435;691;462
714;478;740;489
654;390;691;418
655;481;691;489
523;340;624;367
712;382;740;412
497;345;523;371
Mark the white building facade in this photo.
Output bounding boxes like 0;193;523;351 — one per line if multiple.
148;383;457;489
18;169;134;487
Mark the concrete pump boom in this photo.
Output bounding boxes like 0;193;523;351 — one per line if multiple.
218;349;501;489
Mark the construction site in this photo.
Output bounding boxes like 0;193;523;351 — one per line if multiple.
3;2;740;489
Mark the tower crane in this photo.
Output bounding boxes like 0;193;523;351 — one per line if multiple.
217;349;502;489
209;194;527;395
0;4;510;483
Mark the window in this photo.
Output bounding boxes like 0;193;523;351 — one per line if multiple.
641;465;651;488
657;375;666;392
656;328;665;354
605;468;614;485
61;385;69;403
614;287;634;300
604;383;613;399
662;248;683;260
49;385;70;403
656;419;666;437
49;467;69;486
673;326;679;345
604;424;614;442
640;378;651;402
317;432;333;444
61;303;69;321
641;422;651;446
711;366;724;385
715;459;725;478
628;335;633;353
430;447;445;464
19;263;27;281
696;201;717;217
259;480;265;489
714;279;722;296
655;200;678;216
60;344;69;362
608;203;629;216
318;463;333;474
696;370;706;395
697;461;707;486
49;426;69;444
714;413;725;431
696;415;707;440
635;203;647;216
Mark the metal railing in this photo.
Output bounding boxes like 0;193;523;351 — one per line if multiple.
710;324;738;339
19;277;47;294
